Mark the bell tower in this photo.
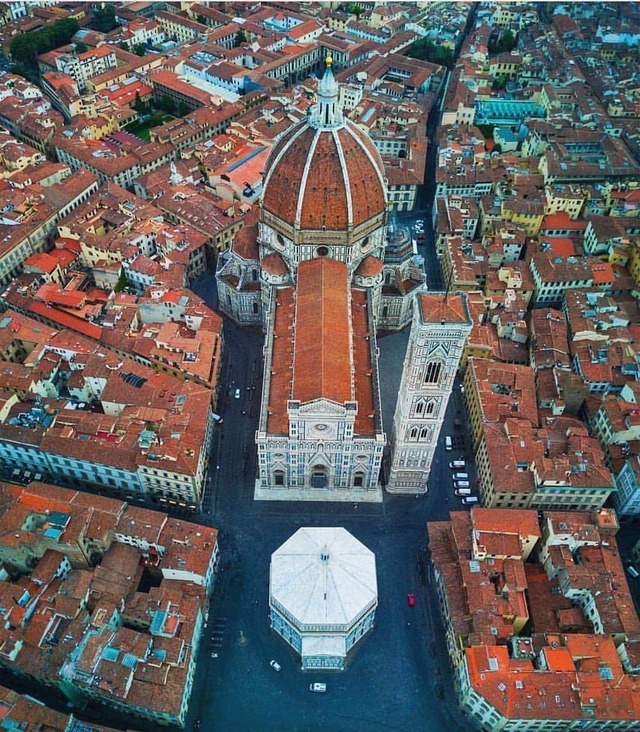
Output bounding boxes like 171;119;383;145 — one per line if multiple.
386;292;472;494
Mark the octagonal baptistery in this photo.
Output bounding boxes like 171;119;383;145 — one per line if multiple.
259;57;388;271
269;527;378;671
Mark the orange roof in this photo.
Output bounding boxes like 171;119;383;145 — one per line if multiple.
267;286;295;435
262;119;386;232
23;252;59;273
292;259;352;404
543;646;575;672
590;261;615;284
355;255;384;278
28;300;102;340
36;282;85;308
419;292;470;325
261;252;288;276
541;212;587;230
546;237;576;256
351;288;376;436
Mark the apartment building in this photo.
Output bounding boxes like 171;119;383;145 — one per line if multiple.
463;357;538;450
475;419;615;512
51;46;118;93
0;312;216;510
0;481;219;725
429;507;640;731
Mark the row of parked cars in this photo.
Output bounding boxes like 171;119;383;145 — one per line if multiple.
449;460;478;505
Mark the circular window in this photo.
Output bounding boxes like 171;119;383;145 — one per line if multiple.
275;234;285;249
316;246;329;257
315;424;328;432
362;236;370;248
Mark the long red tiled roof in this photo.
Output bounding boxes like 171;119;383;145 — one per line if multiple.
292;259;352;404
28;301;102;340
350;288;375;436
267;286;295;435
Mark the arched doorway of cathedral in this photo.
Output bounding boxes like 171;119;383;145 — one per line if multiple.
310;465;328;489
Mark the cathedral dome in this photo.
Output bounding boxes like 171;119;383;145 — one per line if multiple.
261;61;387;234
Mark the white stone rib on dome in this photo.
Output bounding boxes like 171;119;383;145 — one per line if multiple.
270;527;377;628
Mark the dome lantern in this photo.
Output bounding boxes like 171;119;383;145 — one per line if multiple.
310;54;343;130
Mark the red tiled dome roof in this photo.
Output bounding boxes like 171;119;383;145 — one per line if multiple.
262;119;387;232
261;251;288;276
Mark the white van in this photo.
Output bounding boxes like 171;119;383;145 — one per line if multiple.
445;436;453;450
462;496;479;505
453;473;469;480
449;460;466;469
309;683;327;693
455;488;471;496
454;481;470;489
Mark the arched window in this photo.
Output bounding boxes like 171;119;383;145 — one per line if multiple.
423;362;442;384
416;399;426;415
419;427;429;440
409;426;419;440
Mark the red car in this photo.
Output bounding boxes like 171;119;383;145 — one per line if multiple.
407;593;416;607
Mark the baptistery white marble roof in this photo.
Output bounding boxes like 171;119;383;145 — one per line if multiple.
270;527;377;628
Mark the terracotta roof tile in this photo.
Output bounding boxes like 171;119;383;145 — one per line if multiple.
299;131;349;230
261;252;288;276
292;259;352;404
262;121;386;232
419;292;471;325
355;255;384;278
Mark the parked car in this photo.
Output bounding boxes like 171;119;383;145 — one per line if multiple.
234;388;241;399
407;593;416;607
449;460;466;469
454;481;470;489
309;683;327;693
462;496;479;505
270;660;281;671
445;436;452;450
